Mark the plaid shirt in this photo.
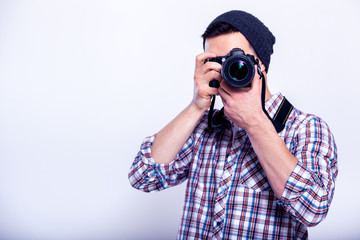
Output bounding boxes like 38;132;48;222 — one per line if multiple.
129;92;338;239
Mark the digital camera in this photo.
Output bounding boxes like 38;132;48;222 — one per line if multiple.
204;48;259;88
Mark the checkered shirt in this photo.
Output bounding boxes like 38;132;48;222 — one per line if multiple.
129;92;338;239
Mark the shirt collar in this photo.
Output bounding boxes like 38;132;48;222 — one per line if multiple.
264;92;285;119
225;92;285;134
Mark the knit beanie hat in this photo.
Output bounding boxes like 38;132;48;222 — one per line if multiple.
205;10;276;72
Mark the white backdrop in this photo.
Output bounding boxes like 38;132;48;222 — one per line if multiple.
0;0;359;239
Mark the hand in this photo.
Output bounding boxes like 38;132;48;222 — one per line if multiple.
192;52;222;111
218;68;269;130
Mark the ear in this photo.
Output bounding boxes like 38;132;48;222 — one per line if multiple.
259;62;266;73
254;56;266;73
256;61;267;82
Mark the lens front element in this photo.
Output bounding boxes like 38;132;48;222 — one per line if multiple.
229;60;248;81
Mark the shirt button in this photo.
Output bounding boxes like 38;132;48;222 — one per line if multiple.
277;200;286;207
214;221;222;227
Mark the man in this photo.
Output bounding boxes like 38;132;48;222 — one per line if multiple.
129;10;338;239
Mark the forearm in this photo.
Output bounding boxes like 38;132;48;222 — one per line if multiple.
151;103;206;164
246;115;298;199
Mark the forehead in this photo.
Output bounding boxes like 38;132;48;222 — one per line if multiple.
204;32;256;57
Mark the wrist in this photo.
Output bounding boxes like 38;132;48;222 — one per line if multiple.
244;112;275;136
188;101;208;117
190;98;210;114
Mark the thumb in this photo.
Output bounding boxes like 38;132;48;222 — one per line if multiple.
250;66;264;94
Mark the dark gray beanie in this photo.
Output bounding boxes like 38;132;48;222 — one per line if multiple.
206;10;276;72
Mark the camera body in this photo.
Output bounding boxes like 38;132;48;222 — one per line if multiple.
204;48;259;88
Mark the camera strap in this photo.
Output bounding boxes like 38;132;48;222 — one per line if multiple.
208;64;293;133
260;70;293;133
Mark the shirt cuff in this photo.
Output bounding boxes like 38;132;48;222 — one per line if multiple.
279;160;323;205
139;134;176;181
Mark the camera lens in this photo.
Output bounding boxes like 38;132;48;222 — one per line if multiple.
229;60;248;80
220;51;255;88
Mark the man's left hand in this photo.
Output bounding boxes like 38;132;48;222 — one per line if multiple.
218;69;269;131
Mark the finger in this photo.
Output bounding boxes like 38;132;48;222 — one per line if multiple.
195;52;220;79
218;88;229;107
207;87;220;96
218;86;231;102
196;70;222;94
219;80;238;94
204;70;222;84
195;52;217;67
249;68;263;94
194;63;222;86
220;96;228;107
203;61;222;73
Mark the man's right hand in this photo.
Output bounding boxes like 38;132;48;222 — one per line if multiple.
150;52;222;165
192;52;222;111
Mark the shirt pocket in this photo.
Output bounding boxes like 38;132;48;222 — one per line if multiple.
238;155;272;193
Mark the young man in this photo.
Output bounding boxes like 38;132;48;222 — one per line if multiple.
129;10;338;239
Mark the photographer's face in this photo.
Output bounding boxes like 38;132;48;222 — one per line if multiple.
204;32;265;72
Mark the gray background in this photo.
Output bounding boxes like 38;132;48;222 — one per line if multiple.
0;0;359;239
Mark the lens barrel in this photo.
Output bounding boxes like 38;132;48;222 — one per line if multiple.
221;54;255;88
205;48;257;88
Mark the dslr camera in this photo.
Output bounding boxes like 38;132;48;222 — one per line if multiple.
204;48;261;88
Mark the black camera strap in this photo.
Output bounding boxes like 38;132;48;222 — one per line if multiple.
259;69;293;133
271;97;293;132
208;64;293;133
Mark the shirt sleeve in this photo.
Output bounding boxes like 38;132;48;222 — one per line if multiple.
128;133;194;192
279;115;338;227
